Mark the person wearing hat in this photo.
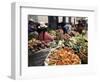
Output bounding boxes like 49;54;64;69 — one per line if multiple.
28;19;37;33
28;19;39;40
38;22;54;43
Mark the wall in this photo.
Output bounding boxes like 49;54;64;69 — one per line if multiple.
0;0;100;81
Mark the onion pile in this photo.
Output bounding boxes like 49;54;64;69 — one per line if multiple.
28;38;50;52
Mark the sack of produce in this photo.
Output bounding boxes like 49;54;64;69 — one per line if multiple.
28;48;50;66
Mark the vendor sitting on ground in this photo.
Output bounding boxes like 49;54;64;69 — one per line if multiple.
28;19;39;40
63;23;72;34
38;22;55;43
56;26;64;40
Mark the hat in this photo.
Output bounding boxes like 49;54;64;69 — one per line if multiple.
39;22;47;28
29;18;34;22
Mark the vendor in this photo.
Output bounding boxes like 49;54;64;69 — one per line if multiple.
63;23;72;34
28;19;39;40
38;22;54;43
28;19;37;33
56;26;64;40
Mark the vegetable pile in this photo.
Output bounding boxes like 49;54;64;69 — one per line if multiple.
45;47;81;65
28;38;50;53
64;32;88;64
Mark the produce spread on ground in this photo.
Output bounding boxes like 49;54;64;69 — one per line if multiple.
28;29;88;65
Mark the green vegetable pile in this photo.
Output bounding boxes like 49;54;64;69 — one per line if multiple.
64;31;88;64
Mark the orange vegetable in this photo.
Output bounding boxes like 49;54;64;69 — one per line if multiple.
46;47;81;65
